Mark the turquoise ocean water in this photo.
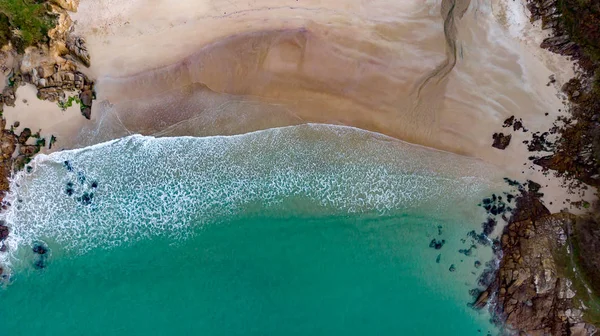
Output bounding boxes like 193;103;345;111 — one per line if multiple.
0;124;501;335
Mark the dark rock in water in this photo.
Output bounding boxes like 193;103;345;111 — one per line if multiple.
474;260;481;268
34;259;46;269
0;244;6;252
492;133;512;150
77;192;93;206
467;230;489;246
65;187;74;196
459;245;477;257
0;224;8;241
63;160;73;171
482;198;492;205
26;165;33;173
33;243;48;255
91;181;98;189
449;264;456;272
482;217;497;236
478;266;495;287
473;290;490;309
437;225;442;235
469;288;482;298
429;239;446;250
77;171;86;184
436;254;441;263
503;116;515;128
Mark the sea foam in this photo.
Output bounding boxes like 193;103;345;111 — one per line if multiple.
1;124;501;260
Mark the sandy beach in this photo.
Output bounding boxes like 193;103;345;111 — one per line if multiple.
2;0;593;212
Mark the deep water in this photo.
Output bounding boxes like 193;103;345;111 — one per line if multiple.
0;124;501;335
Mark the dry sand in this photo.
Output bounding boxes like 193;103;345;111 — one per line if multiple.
2;0;594;212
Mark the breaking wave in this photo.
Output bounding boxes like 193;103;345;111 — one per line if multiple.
0;124;501;260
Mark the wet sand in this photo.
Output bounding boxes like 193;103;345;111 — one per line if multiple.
4;0;592;212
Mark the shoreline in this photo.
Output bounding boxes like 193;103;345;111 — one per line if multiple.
0;0;599;334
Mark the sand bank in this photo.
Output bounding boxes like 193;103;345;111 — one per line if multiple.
4;0;588;212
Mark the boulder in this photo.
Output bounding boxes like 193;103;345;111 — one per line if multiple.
0;224;8;240
81;106;91;119
492;133;512;150
17;128;31;145
79;89;93;107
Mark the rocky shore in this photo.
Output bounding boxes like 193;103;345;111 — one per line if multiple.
476;186;599;335
0;0;94;270
477;0;600;334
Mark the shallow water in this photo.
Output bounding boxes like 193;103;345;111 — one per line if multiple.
0;125;502;335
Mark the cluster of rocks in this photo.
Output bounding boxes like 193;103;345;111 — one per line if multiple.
12;63;96;120
493;115;532;150
0;117;47;205
503;115;528;133
32;241;49;269
473;184;598;335
0;1;97;259
62;160;98;206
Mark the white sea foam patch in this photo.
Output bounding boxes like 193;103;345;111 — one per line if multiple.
1;124;501;256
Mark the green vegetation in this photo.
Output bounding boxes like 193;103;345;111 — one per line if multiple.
57;95;80;110
0;0;56;52
557;215;600;325
553;245;600;325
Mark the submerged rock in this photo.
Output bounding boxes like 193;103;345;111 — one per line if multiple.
429;239;445;250
0;224;8;240
63;160;73;171
33;242;48;255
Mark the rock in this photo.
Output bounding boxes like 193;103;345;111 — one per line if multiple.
32;243;48;255
66;35;91;67
81;106;91;119
19;145;39;156
0;224;8;240
63;160;73;171
429;239;445;250
492;133;512;150
449;264;456;272
0;244;6;252
79;89;93;107
473;290;489;309
503;116;515;128
51;0;80;12
474;260;481;268
17;128;31;145
13;121;20;128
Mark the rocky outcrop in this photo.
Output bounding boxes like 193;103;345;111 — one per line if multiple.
477;188;599;335
51;0;80;12
65;34;91;68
